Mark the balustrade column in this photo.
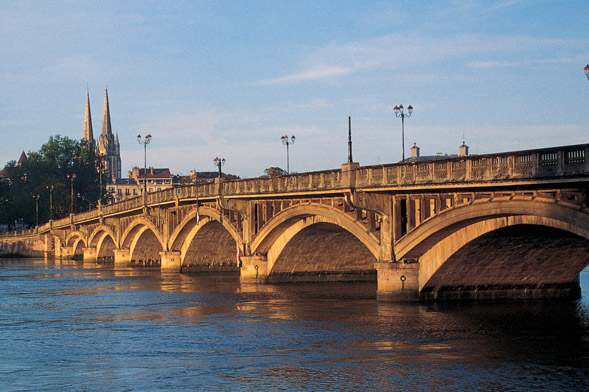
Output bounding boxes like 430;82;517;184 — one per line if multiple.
508;156;515;177
341;162;359;189
557;150;565;175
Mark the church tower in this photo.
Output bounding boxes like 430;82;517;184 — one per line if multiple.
94;87;121;182
83;89;95;151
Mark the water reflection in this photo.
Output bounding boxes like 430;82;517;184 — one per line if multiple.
0;258;587;391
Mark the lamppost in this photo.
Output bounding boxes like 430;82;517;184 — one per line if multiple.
45;184;54;220
585;64;589;81
66;173;76;213
281;135;295;174
214;157;225;178
95;155;105;204
137;134;152;194
32;194;40;227
393;105;413;161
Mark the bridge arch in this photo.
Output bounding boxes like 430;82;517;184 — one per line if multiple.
251;204;380;280
88;225;118;248
169;206;242;252
65;231;87;248
394;200;589;293
88;225;118;260
65;231;87;258
120;218;165;264
169;207;242;271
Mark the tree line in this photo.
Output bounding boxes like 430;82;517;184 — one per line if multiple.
0;136;111;229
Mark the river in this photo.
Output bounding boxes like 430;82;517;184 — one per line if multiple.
0;258;587;391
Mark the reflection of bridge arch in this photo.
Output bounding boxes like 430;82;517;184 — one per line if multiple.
394;201;589;291
251;204;380;277
120;218;165;262
169;207;242;268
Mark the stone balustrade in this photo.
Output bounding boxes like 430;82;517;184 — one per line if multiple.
1;143;587;238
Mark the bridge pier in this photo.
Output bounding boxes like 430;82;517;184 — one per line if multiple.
60;246;75;259
375;262;420;301
160;251;181;272
82;247;97;262
240;255;268;283
114;249;131;266
43;234;55;259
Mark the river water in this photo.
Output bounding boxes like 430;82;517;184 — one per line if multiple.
0;258;587;391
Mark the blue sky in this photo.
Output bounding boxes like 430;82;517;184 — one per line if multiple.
1;1;588;178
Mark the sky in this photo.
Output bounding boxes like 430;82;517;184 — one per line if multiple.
1;1;588;178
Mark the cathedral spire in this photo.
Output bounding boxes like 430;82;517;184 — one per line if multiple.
101;86;112;137
83;88;94;145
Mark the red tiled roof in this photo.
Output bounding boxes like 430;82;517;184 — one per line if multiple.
137;168;172;179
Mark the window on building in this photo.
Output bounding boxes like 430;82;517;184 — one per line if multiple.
125;189;130;195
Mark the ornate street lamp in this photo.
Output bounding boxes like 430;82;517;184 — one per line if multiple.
95;155;106;204
32;194;40;227
394;105;413;161
585;64;589;81
214;157;225;178
45;184;54;220
137;134;152;194
66;173;76;213
281;135;295;174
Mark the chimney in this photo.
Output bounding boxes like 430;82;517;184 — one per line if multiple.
459;141;469;156
410;143;420;159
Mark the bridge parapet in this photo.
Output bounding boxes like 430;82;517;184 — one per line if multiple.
5;143;589;236
355;144;588;188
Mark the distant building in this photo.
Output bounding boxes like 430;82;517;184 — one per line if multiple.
132;167;173;192
0;151;27;181
406;141;470;162
107;178;141;202
108;167;173;201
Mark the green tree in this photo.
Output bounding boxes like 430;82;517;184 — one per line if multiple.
0;135;105;227
263;167;287;177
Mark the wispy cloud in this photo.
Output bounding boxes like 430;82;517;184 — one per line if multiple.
467;54;589;69
255;33;576;86
256;65;351;85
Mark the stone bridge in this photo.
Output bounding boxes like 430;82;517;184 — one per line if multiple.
2;143;589;301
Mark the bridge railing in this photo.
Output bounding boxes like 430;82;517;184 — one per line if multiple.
0;228;37;239
16;143;589;235
354;144;588;187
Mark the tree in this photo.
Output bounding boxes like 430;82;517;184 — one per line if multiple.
0;135;104;227
263;167;287;177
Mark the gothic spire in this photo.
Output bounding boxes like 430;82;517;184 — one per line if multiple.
101;86;112;137
83;88;94;144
